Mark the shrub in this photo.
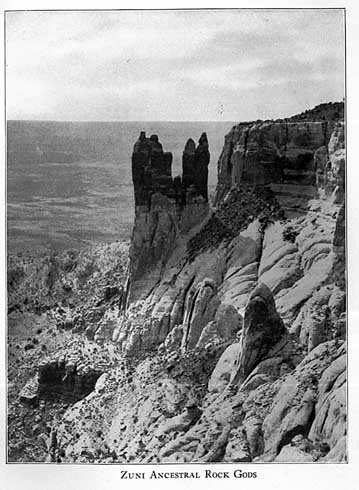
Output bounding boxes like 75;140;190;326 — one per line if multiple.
282;226;299;243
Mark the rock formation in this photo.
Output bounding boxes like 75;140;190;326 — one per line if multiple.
16;102;346;463
182;133;210;202
113;106;344;356
231;283;286;386
19;340;114;404
126;132;210;304
213;104;344;211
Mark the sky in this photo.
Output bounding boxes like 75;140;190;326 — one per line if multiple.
6;9;345;121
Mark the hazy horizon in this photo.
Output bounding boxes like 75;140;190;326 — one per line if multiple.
7;120;232;253
6;99;344;124
7;118;238;123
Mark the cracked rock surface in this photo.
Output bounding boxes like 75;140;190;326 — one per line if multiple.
9;102;346;463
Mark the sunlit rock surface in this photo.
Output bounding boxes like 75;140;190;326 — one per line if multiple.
19;103;346;463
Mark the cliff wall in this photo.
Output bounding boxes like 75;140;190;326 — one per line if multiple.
50;102;346;463
213;116;344;209
111;104;344;357
126;131;210;304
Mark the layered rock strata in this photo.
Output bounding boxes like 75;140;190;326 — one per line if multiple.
213;108;344;216
126;132;210;304
112;110;344;357
50;103;346;463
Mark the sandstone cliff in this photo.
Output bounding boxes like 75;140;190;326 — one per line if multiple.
126;131;210;305
19;103;346;463
110;104;345;359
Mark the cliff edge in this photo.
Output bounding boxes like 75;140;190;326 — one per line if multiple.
19;102;346;463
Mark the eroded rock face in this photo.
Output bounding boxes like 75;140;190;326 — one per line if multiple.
182;133;210;202
132;132;174;206
208;343;241;393
118;104;345;356
334;203;345;252
214;103;344;206
309;351;346;448
181;278;220;351
37;357;103;402
274;434;328;462
46;103;346;464
231;283;286;386
214;121;327;204
19;341;114;405
53;337;346;463
290;285;345;352
127;132;210;303
262;340;345;460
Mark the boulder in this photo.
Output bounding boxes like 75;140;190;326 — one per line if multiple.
275;444;315;462
156;404;202;436
19;374;39;406
223;426;252;462
274;434;329;462
231;283;286;385
214;303;242;336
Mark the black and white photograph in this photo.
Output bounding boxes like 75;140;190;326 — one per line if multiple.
5;7;347;470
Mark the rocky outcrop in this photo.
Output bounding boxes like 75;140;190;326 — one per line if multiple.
262;340;345;460
274;434;329;462
309;351;346;451
231;284;286;386
53;338;345;463
213;105;344;211
111;103;345;358
290;284;345;352
108;106;344;357
126;132;210;304
41;102;346;464
132;131;210;208
132;132;174;206
181;278;219;351
214;121;325;205
334;203;345;253
223;427;252;462
208;343;241;393
182;133;210;202
19;340;114;404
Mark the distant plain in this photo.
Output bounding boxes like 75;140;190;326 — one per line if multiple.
7;121;235;255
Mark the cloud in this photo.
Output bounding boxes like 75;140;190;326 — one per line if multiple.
6;9;345;121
